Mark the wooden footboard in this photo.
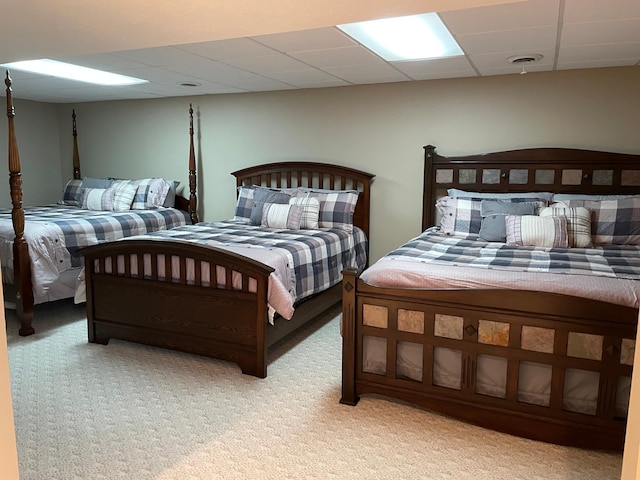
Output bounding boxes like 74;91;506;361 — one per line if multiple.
341;269;637;450
83;240;274;377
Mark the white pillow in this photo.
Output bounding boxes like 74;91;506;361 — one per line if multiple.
111;182;138;211
539;205;592;248
289;195;320;229
505;215;569;248
261;203;303;229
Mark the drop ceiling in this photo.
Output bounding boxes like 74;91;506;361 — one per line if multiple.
2;0;639;104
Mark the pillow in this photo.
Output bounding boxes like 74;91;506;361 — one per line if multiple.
250;188;291;226
437;196;547;237
261;203;303;229
131;178;171;209
479;200;537;242
162;180;181;208
505;215;569;248
81;187;114;211
539;205;593;248
560;198;640;245
293;188;359;232
233;185;257;223
289;195;320;229
448;189;554;202
62;179;83;206
111;181;138;211
82;177;113;189
552;193;640;202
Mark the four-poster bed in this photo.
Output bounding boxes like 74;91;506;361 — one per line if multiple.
3;72;198;336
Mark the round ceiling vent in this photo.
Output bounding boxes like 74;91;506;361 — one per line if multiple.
178;81;201;87
507;54;543;74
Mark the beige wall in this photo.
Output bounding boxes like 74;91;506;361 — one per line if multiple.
0;282;19;479
54;66;640;263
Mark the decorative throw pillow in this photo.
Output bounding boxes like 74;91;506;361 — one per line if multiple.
250;188;291;225
437;196;547;237
162;180;181;208
261;203;303;229
561;198;640;245
505;215;569;248
62;179;83;206
479;200;538;242
233;185;257;223
131;178;171;209
111;181;138;211
289;195;320;229
81;187;115;211
539;205;593;248
293;188;358;233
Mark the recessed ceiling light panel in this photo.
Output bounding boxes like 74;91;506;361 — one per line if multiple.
1;59;147;86
338;13;463;62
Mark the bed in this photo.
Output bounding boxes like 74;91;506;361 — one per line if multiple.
341;144;640;451
81;162;375;378
2;71;199;336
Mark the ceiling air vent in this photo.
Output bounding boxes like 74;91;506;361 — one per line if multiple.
507;54;543;74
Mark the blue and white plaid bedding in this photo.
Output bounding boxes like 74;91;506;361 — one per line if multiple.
133;220;369;302
387;228;640;280
0;205;192;300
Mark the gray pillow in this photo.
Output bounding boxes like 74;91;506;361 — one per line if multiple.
82;177;113;189
249;187;291;225
479;200;537;242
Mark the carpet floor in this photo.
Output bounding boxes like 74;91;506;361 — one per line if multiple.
6;300;623;479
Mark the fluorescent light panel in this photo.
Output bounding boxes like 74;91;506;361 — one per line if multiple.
338;13;463;61
2;59;147;85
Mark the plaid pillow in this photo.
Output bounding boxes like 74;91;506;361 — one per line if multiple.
131;178;171;209
62;179;83;206
289;195;320;229
250;188;291;225
437;196;548;237
562;198;640;245
81;187;115;211
233;186;257;223
111;181;138;211
505;215;569;248
539;205;593;248
293;188;359;233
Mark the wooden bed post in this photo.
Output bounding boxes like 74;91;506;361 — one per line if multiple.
340;268;359;405
422;145;436;231
72;110;81;180
5;71;34;336
188;104;198;224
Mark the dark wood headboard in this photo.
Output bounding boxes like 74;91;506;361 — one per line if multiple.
232;162;375;239
423;145;640;230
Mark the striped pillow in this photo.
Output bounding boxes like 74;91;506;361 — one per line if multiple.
111;181;138;211
261;203;303;229
505;215;569;248
81;187;114;211
289;195;320;229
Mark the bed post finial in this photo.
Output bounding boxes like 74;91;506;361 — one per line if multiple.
72;109;81;179
187;104;198;224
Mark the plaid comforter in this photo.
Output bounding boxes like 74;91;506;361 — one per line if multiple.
387;228;640;280
0;205;192;298
135;221;369;302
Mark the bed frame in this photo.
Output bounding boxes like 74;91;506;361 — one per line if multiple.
82;162;374;378
341;145;640;450
4;71;199;336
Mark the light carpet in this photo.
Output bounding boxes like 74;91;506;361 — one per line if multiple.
6;300;623;480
